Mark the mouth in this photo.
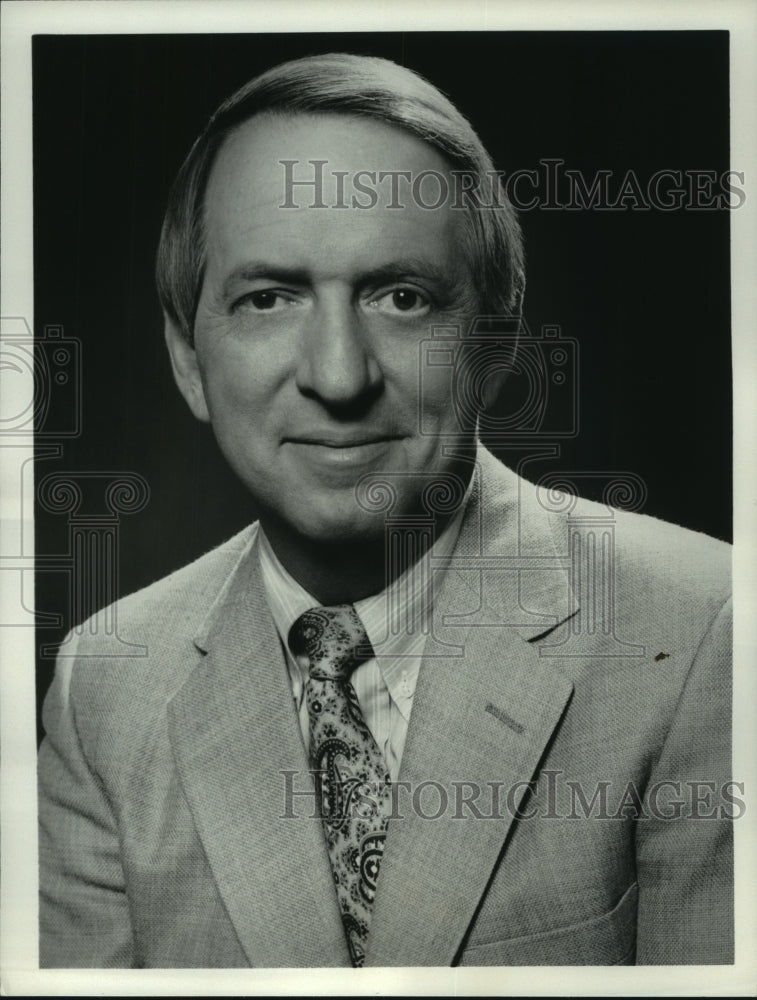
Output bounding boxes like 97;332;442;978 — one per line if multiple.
284;435;401;469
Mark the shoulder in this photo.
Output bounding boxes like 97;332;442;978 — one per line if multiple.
569;496;731;670
563;490;729;585
110;522;258;642
564;492;731;616
479;453;732;720
48;524;259;737
476;446;731;642
481;447;730;597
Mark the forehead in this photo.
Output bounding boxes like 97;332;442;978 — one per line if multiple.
202;112;467;279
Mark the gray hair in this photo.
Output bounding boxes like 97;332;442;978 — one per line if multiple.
156;52;524;344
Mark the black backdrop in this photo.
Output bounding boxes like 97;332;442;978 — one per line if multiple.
33;32;731;736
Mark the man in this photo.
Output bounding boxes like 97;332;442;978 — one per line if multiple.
38;53;733;968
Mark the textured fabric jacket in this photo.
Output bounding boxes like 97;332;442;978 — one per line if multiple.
38;447;733;967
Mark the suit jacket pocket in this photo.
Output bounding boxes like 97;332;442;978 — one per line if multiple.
458;882;638;966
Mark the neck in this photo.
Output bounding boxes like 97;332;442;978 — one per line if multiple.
260;516;455;606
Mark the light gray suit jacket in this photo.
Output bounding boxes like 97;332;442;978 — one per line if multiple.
38;448;733;967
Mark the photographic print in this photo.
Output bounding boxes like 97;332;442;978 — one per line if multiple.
1;1;755;995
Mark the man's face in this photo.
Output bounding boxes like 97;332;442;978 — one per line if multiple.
169;112;481;548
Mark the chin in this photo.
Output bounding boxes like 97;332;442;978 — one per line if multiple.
299;515;386;548
265;494;381;546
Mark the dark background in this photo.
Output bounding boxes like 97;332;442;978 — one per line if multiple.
33;32;732;737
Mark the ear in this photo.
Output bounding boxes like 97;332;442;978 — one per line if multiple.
164;316;211;423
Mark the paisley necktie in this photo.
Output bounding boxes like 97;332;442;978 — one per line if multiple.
289;604;392;968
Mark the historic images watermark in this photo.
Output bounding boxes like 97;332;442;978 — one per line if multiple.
280;159;746;212
281;769;746;822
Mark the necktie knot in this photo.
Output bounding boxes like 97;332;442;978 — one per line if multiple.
289;604;372;682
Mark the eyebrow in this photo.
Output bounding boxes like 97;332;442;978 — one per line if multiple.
219;257;469;303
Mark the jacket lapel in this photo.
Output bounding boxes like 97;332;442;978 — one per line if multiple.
166;449;577;968
167;529;351;968
366;448;577;966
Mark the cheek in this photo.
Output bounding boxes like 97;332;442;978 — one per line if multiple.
415;361;458;428
199;374;269;453
197;338;279;427
424;342;496;433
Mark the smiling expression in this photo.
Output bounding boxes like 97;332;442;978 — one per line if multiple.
167;112;483;550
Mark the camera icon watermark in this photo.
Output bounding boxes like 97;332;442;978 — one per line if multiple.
0;317;81;439
419;317;579;440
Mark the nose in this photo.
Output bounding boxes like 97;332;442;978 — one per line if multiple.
295;293;383;409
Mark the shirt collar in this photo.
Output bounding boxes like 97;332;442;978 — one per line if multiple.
258;486;471;698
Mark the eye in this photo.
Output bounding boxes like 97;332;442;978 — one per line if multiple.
239;290;282;311
248;290;279;310
233;289;298;313
391;289;424;311
370;287;431;315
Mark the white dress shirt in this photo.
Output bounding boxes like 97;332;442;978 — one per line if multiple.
258;502;468;782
